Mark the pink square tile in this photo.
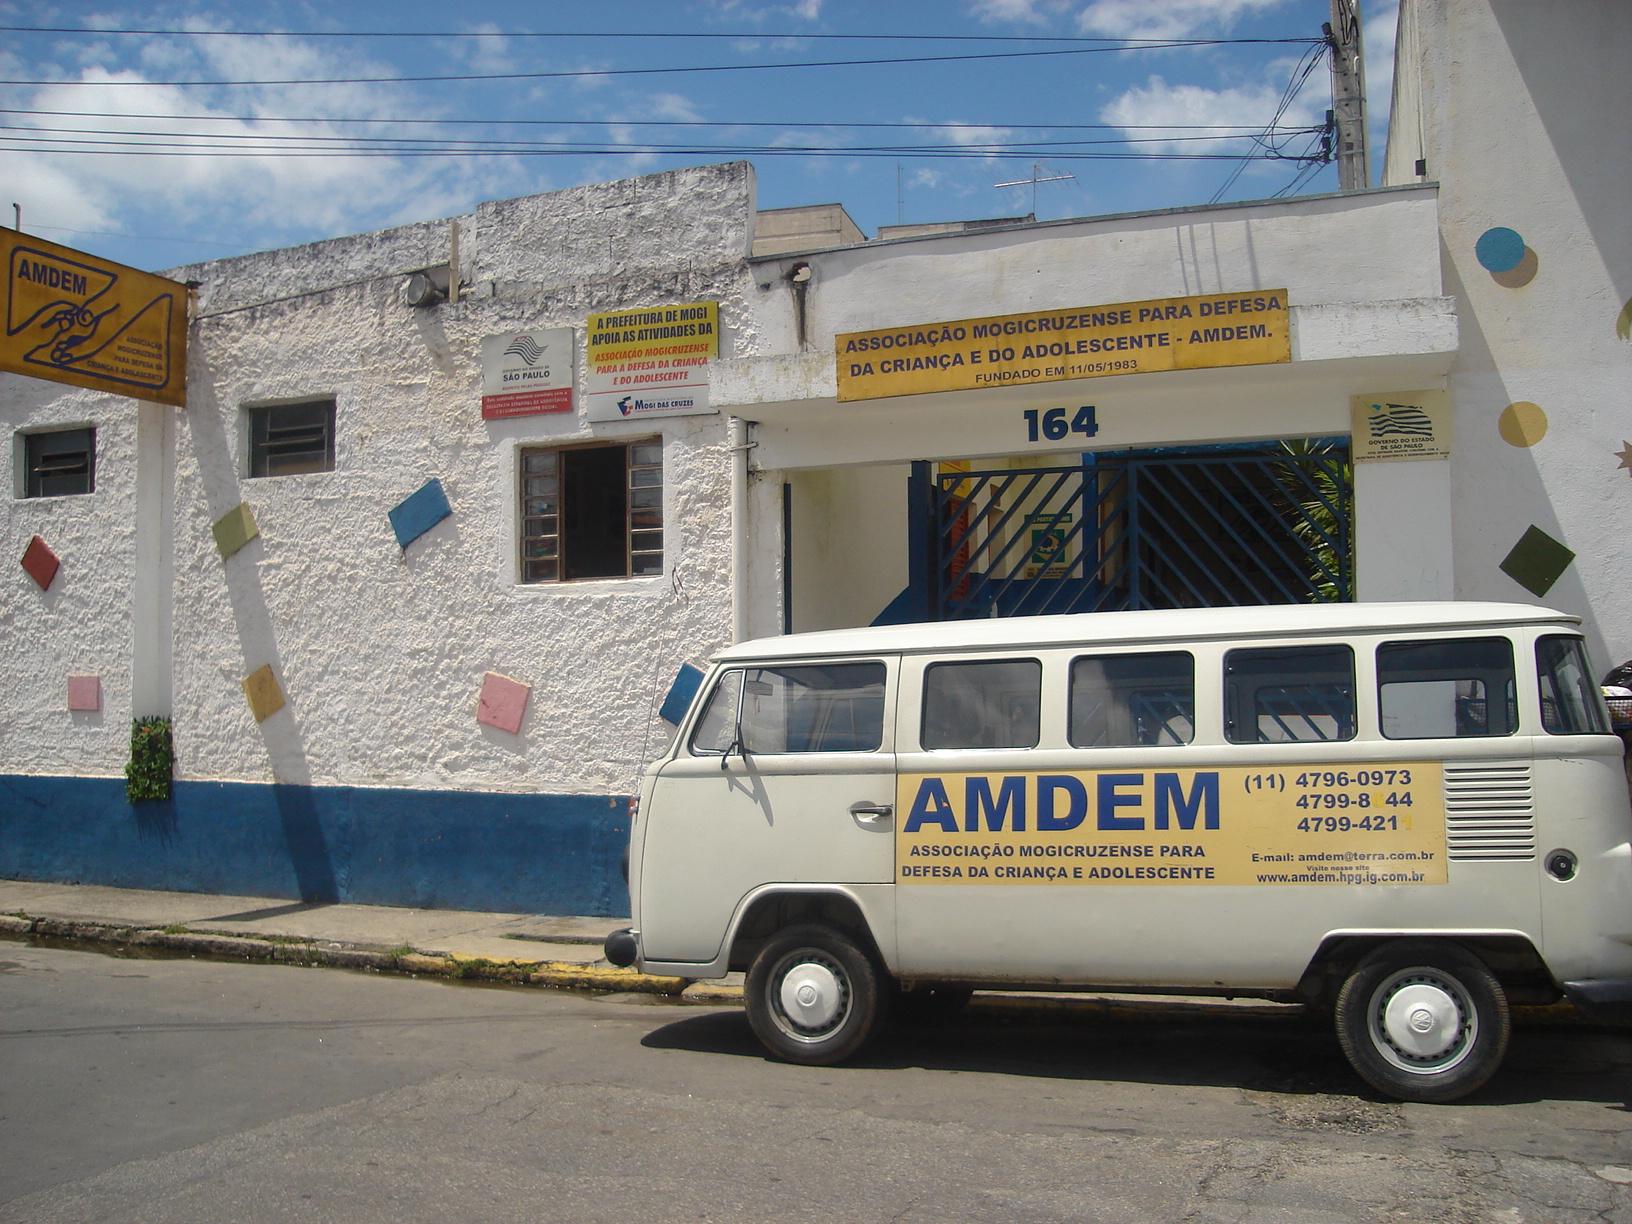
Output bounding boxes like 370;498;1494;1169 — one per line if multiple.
477;672;531;734
67;674;101;712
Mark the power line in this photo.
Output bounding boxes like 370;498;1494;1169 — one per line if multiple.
0;39;1322;89
0;24;1322;46
1207;41;1328;204
0;139;1298;161
0;107;1310;135
0;123;1321;153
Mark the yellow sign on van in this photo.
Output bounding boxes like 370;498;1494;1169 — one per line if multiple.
895;763;1446;886
2;230;188;407
836;289;1290;402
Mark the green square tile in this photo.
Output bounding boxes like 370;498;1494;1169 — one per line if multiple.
213;502;259;560
1499;525;1575;597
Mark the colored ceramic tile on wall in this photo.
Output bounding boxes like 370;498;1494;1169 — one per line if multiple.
659;663;705;725
1475;226;1538;288
389;478;452;550
476;671;531;734
67;675;102;712
1499;526;1575;598
21;535;60;590
212;502;260;560
242;664;286;722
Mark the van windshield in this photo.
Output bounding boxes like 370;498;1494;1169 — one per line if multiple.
690;663;886;755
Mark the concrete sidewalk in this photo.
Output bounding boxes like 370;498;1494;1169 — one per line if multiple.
0;878;735;1001
1;878;1614;1029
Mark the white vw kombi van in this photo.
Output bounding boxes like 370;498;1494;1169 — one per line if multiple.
606;602;1632;1102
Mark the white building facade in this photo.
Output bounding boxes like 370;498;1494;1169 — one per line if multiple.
3;0;1625;914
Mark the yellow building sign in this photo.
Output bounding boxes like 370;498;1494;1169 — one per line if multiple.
2;230;188;407
836;289;1290;402
896;763;1446;887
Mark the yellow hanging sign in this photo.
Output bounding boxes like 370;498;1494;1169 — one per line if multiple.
2;230;189;407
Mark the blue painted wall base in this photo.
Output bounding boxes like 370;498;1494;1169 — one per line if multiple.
0;775;630;917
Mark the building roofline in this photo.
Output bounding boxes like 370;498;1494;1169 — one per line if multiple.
747;181;1439;265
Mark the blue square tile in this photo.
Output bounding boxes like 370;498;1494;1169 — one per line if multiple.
659;663;705;726
390;479;452;550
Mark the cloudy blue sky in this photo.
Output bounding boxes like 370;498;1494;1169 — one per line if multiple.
0;0;1398;272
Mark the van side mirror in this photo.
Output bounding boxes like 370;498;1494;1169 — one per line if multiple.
721;726;745;770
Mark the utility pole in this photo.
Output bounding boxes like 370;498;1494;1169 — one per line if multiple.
1326;0;1369;190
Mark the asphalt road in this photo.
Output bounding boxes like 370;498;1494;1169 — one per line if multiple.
3;940;1631;1223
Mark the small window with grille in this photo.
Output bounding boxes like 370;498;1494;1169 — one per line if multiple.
519;439;662;583
246;400;335;478
21;427;95;498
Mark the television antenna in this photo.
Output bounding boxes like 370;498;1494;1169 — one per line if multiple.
994;163;1076;215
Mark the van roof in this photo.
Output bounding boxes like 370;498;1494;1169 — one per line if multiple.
717;602;1578;663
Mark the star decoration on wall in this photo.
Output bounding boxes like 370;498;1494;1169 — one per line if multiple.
1618;440;1632;476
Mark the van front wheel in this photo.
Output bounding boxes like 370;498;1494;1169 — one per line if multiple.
746;924;883;1066
1334;942;1510;1103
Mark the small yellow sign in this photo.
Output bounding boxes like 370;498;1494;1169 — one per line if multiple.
895;763;1446;887
836;289;1290;402
1;230;188;407
1351;390;1453;462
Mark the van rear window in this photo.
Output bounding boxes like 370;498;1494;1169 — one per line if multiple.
1225;645;1356;743
922;659;1041;750
1069;652;1195;747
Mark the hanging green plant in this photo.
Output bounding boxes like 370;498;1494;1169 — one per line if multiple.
126;717;173;803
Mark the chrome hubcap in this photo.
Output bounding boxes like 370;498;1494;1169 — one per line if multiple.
771;953;850;1043
1370;969;1476;1074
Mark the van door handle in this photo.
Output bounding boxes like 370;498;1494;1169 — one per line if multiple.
849;801;894;824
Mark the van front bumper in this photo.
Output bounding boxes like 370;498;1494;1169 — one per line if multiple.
604;927;639;968
1562;979;1632;1023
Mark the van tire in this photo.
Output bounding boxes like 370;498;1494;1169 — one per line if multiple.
745;924;884;1065
1334;942;1510;1103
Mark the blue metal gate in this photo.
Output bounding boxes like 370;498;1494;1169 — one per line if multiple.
920;441;1352;621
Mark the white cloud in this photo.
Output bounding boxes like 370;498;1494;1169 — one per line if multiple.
1078;0;1291;40
966;0;1074;25
1098;70;1324;154
1;31;525;258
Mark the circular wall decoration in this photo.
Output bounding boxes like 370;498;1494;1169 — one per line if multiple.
1475;227;1539;288
1498;401;1548;448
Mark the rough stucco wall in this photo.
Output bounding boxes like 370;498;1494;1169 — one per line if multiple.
766;188;1443;344
0;378;140;777
162;162;756;795
1406;0;1632;667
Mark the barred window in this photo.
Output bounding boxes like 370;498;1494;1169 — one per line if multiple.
247;400;335;477
22;427;95;497
519;439;662;583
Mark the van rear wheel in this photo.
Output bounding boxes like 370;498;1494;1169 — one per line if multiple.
1334;942;1510;1103
746;924;883;1066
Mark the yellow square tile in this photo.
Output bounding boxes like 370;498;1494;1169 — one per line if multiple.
242;664;286;722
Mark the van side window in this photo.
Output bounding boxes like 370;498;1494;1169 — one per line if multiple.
1225;645;1355;743
922;659;1041;750
1536;636;1611;735
1069;652;1195;747
691;664;886;755
1377;638;1517;738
